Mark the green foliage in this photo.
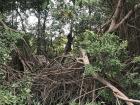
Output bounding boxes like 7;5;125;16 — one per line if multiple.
0;76;31;105
69;101;101;105
52;36;67;54
0;74;41;105
84;64;100;75
42;0;50;9
123;71;140;99
98;89;114;103
122;56;140;99
0;0;139;104
133;56;140;63
0;28;22;62
80;31;127;77
77;0;100;6
86;102;101;105
0;87;17;104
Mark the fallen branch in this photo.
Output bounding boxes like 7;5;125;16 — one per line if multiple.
80;49;135;105
114;92;140;104
93;75;134;105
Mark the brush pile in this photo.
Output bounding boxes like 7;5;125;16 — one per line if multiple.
0;48;98;105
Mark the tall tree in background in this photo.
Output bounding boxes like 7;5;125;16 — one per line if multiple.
0;0;140;105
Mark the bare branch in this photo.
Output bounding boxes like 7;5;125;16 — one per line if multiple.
114;93;140;104
107;0;124;32
80;49;134;105
107;3;140;32
112;0;124;22
74;86;108;101
127;24;140;31
117;3;140;28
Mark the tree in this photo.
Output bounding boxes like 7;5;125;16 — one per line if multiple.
0;0;140;105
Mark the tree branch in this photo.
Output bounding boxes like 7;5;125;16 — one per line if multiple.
107;0;124;32
107;3;140;33
0;20;25;34
127;23;140;31
114;92;140;104
117;3;140;28
80;49;137;105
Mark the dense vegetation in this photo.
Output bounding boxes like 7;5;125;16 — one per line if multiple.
0;0;140;105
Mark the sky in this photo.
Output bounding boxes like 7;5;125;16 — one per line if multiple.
6;0;72;36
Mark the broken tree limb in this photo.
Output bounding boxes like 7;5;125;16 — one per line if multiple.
80;49;135;105
93;75;134;105
114;92;140;104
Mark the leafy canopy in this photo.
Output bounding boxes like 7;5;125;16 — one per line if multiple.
80;31;127;76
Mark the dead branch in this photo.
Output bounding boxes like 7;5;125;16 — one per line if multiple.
114;92;140;104
80;49;135;105
93;75;134;105
74;86;108;101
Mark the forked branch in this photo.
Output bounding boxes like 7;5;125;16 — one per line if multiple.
107;0;140;33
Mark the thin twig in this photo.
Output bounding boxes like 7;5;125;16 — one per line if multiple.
74;86;108;101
